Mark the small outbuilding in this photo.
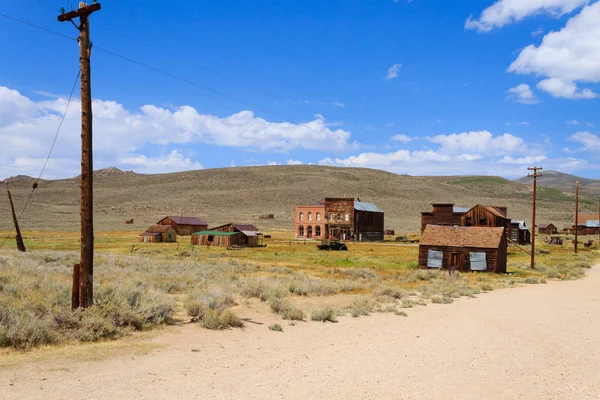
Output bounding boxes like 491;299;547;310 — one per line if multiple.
538;223;558;235
508;220;531;245
157;216;208;236
419;225;507;273
191;223;263;247
139;224;177;243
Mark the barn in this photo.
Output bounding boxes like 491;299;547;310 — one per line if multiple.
191;223;263;247
538;223;558;235
461;205;508;228
573;214;600;236
508;220;531;245
418;225;507;273
139;224;177;243
420;203;468;233
157;216;208;236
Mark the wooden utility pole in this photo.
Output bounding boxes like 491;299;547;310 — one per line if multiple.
58;2;101;309
5;184;26;252
598;197;599;246
574;181;579;254
527;166;542;269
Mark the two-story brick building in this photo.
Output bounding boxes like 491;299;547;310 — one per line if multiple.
294;198;384;241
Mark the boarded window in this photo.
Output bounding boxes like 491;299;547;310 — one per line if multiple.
470;252;487;271
427;250;443;268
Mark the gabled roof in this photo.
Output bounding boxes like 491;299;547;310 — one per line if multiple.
146;224;175;233
576;214;600;227
538;223;553;229
233;223;260;232
420;225;505;249
354;201;383;213
160;216;208;226
483;206;507;218
510;220;529;231
193;231;239;236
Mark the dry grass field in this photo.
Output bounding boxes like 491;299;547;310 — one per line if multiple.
1;165;597;233
1;229;596;350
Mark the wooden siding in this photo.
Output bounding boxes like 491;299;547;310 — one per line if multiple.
354;209;384;241
418;245;503;273
192;233;241;247
507;224;531;245
421;204;465;233
158;217;207;236
539;224;558;234
461;205;508;229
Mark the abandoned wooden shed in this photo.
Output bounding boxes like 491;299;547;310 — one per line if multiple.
461;205;509;229
139;224;177;243
508;220;531;245
420;204;468;233
573;214;600;236
419;225;507;273
538;223;558;235
191;223;263;247
157;216;208;236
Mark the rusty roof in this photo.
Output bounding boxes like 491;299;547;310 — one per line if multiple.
538;223;552;229
146;224;175;233
233;223;260;232
160;216;208;226
139;232;161;237
420;225;505;249
576;214;599;226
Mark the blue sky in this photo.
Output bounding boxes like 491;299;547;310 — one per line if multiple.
0;0;599;179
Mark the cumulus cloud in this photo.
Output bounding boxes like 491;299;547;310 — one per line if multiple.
386;64;402;80
428;130;527;157
465;0;588;32
569;131;600;153
507;84;539;104
286;159;303;165
508;2;600;99
391;134;413;143
0;86;351;179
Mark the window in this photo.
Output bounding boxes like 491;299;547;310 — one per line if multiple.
344;212;349;222
427;250;443;268
308;212;312;222
470;252;487;271
511;229;518;241
316;212;321;222
298;226;304;237
316;226;321;237
337;212;341;221
299;212;304;221
307;225;313;238
329;212;333;221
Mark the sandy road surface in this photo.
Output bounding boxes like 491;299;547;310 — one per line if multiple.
2;264;600;400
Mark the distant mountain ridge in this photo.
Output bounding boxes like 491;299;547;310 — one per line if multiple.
516;170;600;197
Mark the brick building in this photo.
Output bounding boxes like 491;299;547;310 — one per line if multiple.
294;198;384;241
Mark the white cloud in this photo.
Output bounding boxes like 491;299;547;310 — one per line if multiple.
531;26;545;36
518;121;530;126
500;155;548;164
508;2;600;99
287;159;303;165
569;131;600;153
386;64;402;80
0;86;352;179
465;0;588;32
536;77;596;99
507;84;539;104
566;119;580;125
331;101;345;108
428;130;528;157
119;151;203;174
391;134;413;143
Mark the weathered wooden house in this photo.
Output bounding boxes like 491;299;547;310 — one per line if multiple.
420;204;468;233
538;223;557;235
139;224;177;243
461;205;509;228
419;225;507;273
157;216;208;236
573;214;600;236
191;223;263;247
294;198;384;241
508;220;531;245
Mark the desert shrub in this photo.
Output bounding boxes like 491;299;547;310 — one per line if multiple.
401;299;421;308
347;298;375;317
522;277;540;284
268;323;283;332
374;285;409;299
480;283;494;292
431;295;454;304
200;309;243;330
265;266;295;275
268;297;304;321
311;307;337;322
339;268;377;280
288;275;347;296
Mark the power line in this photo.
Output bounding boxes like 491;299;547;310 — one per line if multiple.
0;11;77;42
0;69;80;250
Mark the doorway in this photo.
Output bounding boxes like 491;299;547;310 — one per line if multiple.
450;252;463;271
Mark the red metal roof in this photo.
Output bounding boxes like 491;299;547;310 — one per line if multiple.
160;216;208;226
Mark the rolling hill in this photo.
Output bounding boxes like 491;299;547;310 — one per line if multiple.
1;165;596;233
517;170;600;197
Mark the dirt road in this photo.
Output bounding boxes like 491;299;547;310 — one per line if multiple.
2;264;600;399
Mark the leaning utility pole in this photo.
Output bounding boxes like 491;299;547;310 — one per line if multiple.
527;166;542;269
5;184;26;252
574;181;579;254
58;2;101;309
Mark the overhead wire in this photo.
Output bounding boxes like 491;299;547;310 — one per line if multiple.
0;69;80;249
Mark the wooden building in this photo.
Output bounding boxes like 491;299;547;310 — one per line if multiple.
573;214;600;236
538;223;558;235
139;224;177;243
420;204;468;233
157;216;208;236
461;205;509;229
294;198;384;241
419;225;507;273
191;223;263;247
508;220;531;245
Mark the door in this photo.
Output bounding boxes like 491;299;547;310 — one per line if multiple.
450;252;463;271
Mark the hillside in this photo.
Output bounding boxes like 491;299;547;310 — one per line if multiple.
1;165;596;233
517;170;600;197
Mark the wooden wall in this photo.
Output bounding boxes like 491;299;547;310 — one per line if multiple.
354;210;384;241
191;233;242;247
159;218;207;236
421;204;465;233
418;244;505;273
539;224;558;234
